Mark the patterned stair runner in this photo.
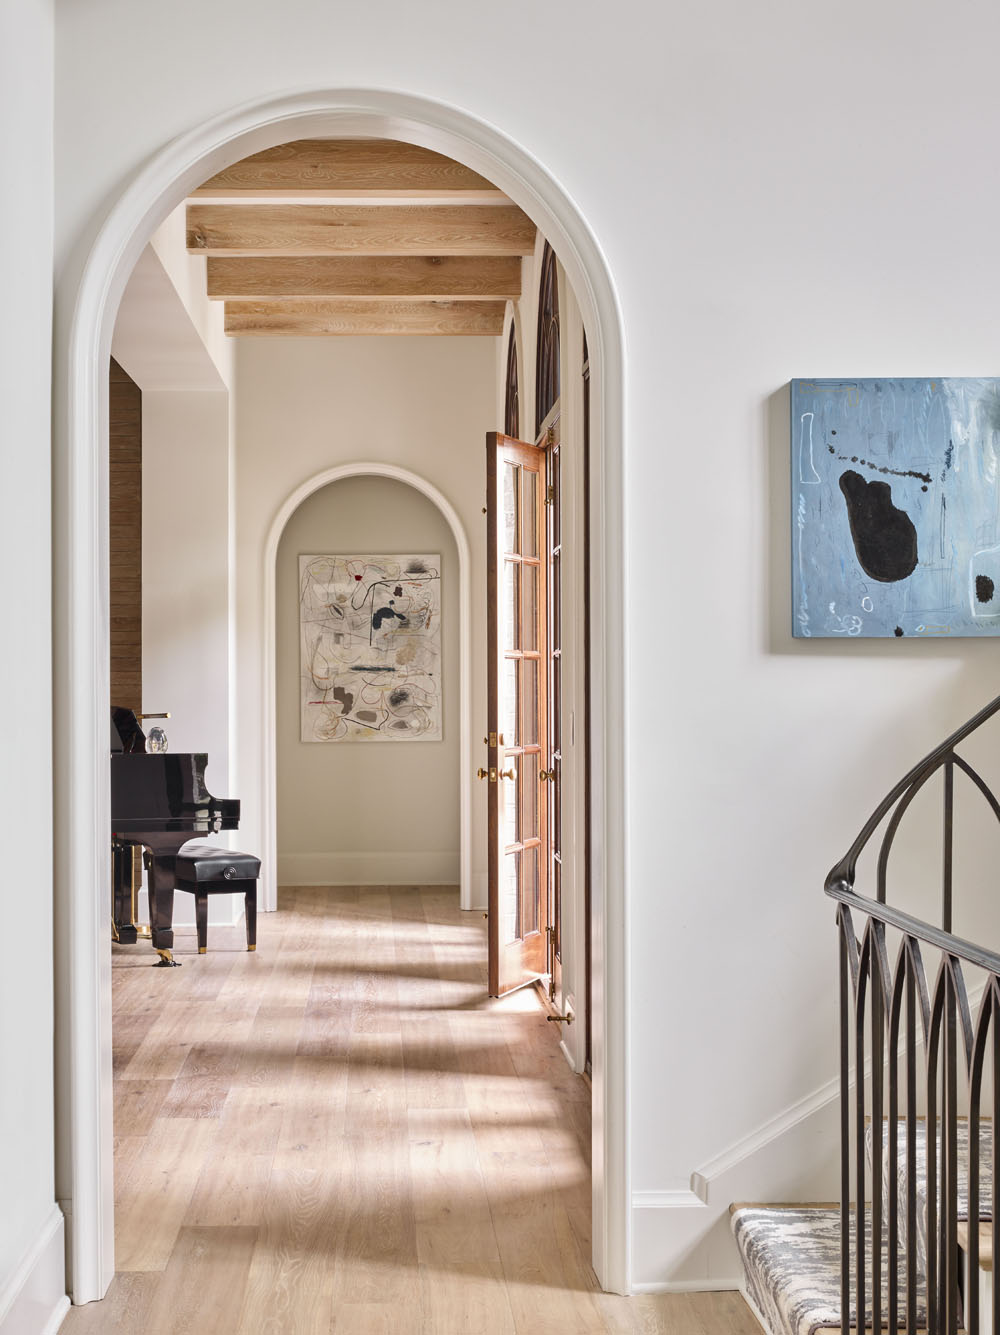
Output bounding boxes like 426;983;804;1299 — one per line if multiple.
731;1206;927;1335
865;1118;994;1277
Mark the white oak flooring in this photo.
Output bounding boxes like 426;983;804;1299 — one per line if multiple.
62;885;761;1334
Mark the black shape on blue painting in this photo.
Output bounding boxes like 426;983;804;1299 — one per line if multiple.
976;574;996;604
838;470;918;583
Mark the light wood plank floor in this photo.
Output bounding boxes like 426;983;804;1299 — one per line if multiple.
63;885;761;1334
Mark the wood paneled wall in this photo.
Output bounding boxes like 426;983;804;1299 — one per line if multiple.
109;358;141;711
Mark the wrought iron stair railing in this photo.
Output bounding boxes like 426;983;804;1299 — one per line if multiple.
825;692;1000;1335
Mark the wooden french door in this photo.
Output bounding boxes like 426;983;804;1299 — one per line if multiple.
485;432;549;996
545;420;563;1006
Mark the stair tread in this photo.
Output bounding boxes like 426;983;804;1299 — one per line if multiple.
957;1219;994;1271
732;1206;926;1335
867;1118;993;1223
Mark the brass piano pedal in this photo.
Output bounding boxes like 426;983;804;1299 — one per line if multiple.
153;948;181;967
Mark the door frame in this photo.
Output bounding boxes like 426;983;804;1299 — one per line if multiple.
55;87;631;1299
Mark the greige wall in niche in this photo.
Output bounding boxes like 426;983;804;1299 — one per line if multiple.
276;474;459;884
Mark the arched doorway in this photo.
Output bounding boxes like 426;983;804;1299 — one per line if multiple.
57;89;629;1300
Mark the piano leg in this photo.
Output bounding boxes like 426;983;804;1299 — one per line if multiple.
244;885;257;952
112;841;138;945
145;852;181;966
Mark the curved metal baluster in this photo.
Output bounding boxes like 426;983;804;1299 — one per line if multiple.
992;978;1000;1335
839;904;860;994
827;690;1000;891
887;938;910;1334
907;934;932;1045
856;926;874;1335
943;759;954;933
967;984;994;1335
926;966;945;1334
870;920;893;1333
838;908;857;1335
952;752;1000;827
876;764;943;904
942;959;960;1334
906;936;931;1332
945;956;975;1335
945;954;975;1073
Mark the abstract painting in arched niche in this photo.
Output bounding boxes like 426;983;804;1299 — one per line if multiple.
300;554;442;740
791;378;1000;638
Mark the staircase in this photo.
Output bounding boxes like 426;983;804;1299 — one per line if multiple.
730;693;1000;1335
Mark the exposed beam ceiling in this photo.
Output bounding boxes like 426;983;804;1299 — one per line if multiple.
192;138;504;201
186;139;531;335
187;204;536;257
206;256;522;301
224;299;507;337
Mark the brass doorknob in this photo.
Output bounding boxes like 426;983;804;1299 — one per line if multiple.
477;767;496;781
499;768;515;780
539;769;556;782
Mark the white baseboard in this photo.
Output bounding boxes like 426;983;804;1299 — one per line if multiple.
277;851;460;886
0;1205;69;1335
470;869;487;910
631;1079;841;1287
631;1277;743;1294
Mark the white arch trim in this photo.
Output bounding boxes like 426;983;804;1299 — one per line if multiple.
261;463;473;913
58;87;629;1300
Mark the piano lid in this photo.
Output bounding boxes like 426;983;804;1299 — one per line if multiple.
111;706;146;754
111;752;240;835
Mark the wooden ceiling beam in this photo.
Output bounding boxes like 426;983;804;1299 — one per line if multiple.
187;204;536;257
192;138;503;199
224;299;507;337
206;255;522;301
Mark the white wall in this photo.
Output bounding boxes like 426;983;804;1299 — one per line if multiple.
0;2;68;1331
50;0;1000;1292
142;391;231;783
276;475;460;885
235;336;495;906
142;390;240;927
149;206;232;386
112;233;239;931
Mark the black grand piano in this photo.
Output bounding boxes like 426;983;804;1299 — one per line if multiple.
111;707;240;964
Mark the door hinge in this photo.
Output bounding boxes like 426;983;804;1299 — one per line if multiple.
545;485;555;506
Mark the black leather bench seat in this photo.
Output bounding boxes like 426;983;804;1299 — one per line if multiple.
176;843;261;884
169;840;261;954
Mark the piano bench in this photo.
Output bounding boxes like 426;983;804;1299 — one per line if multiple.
172;842;261;955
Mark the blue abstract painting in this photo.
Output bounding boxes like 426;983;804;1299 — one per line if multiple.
791;378;1000;638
